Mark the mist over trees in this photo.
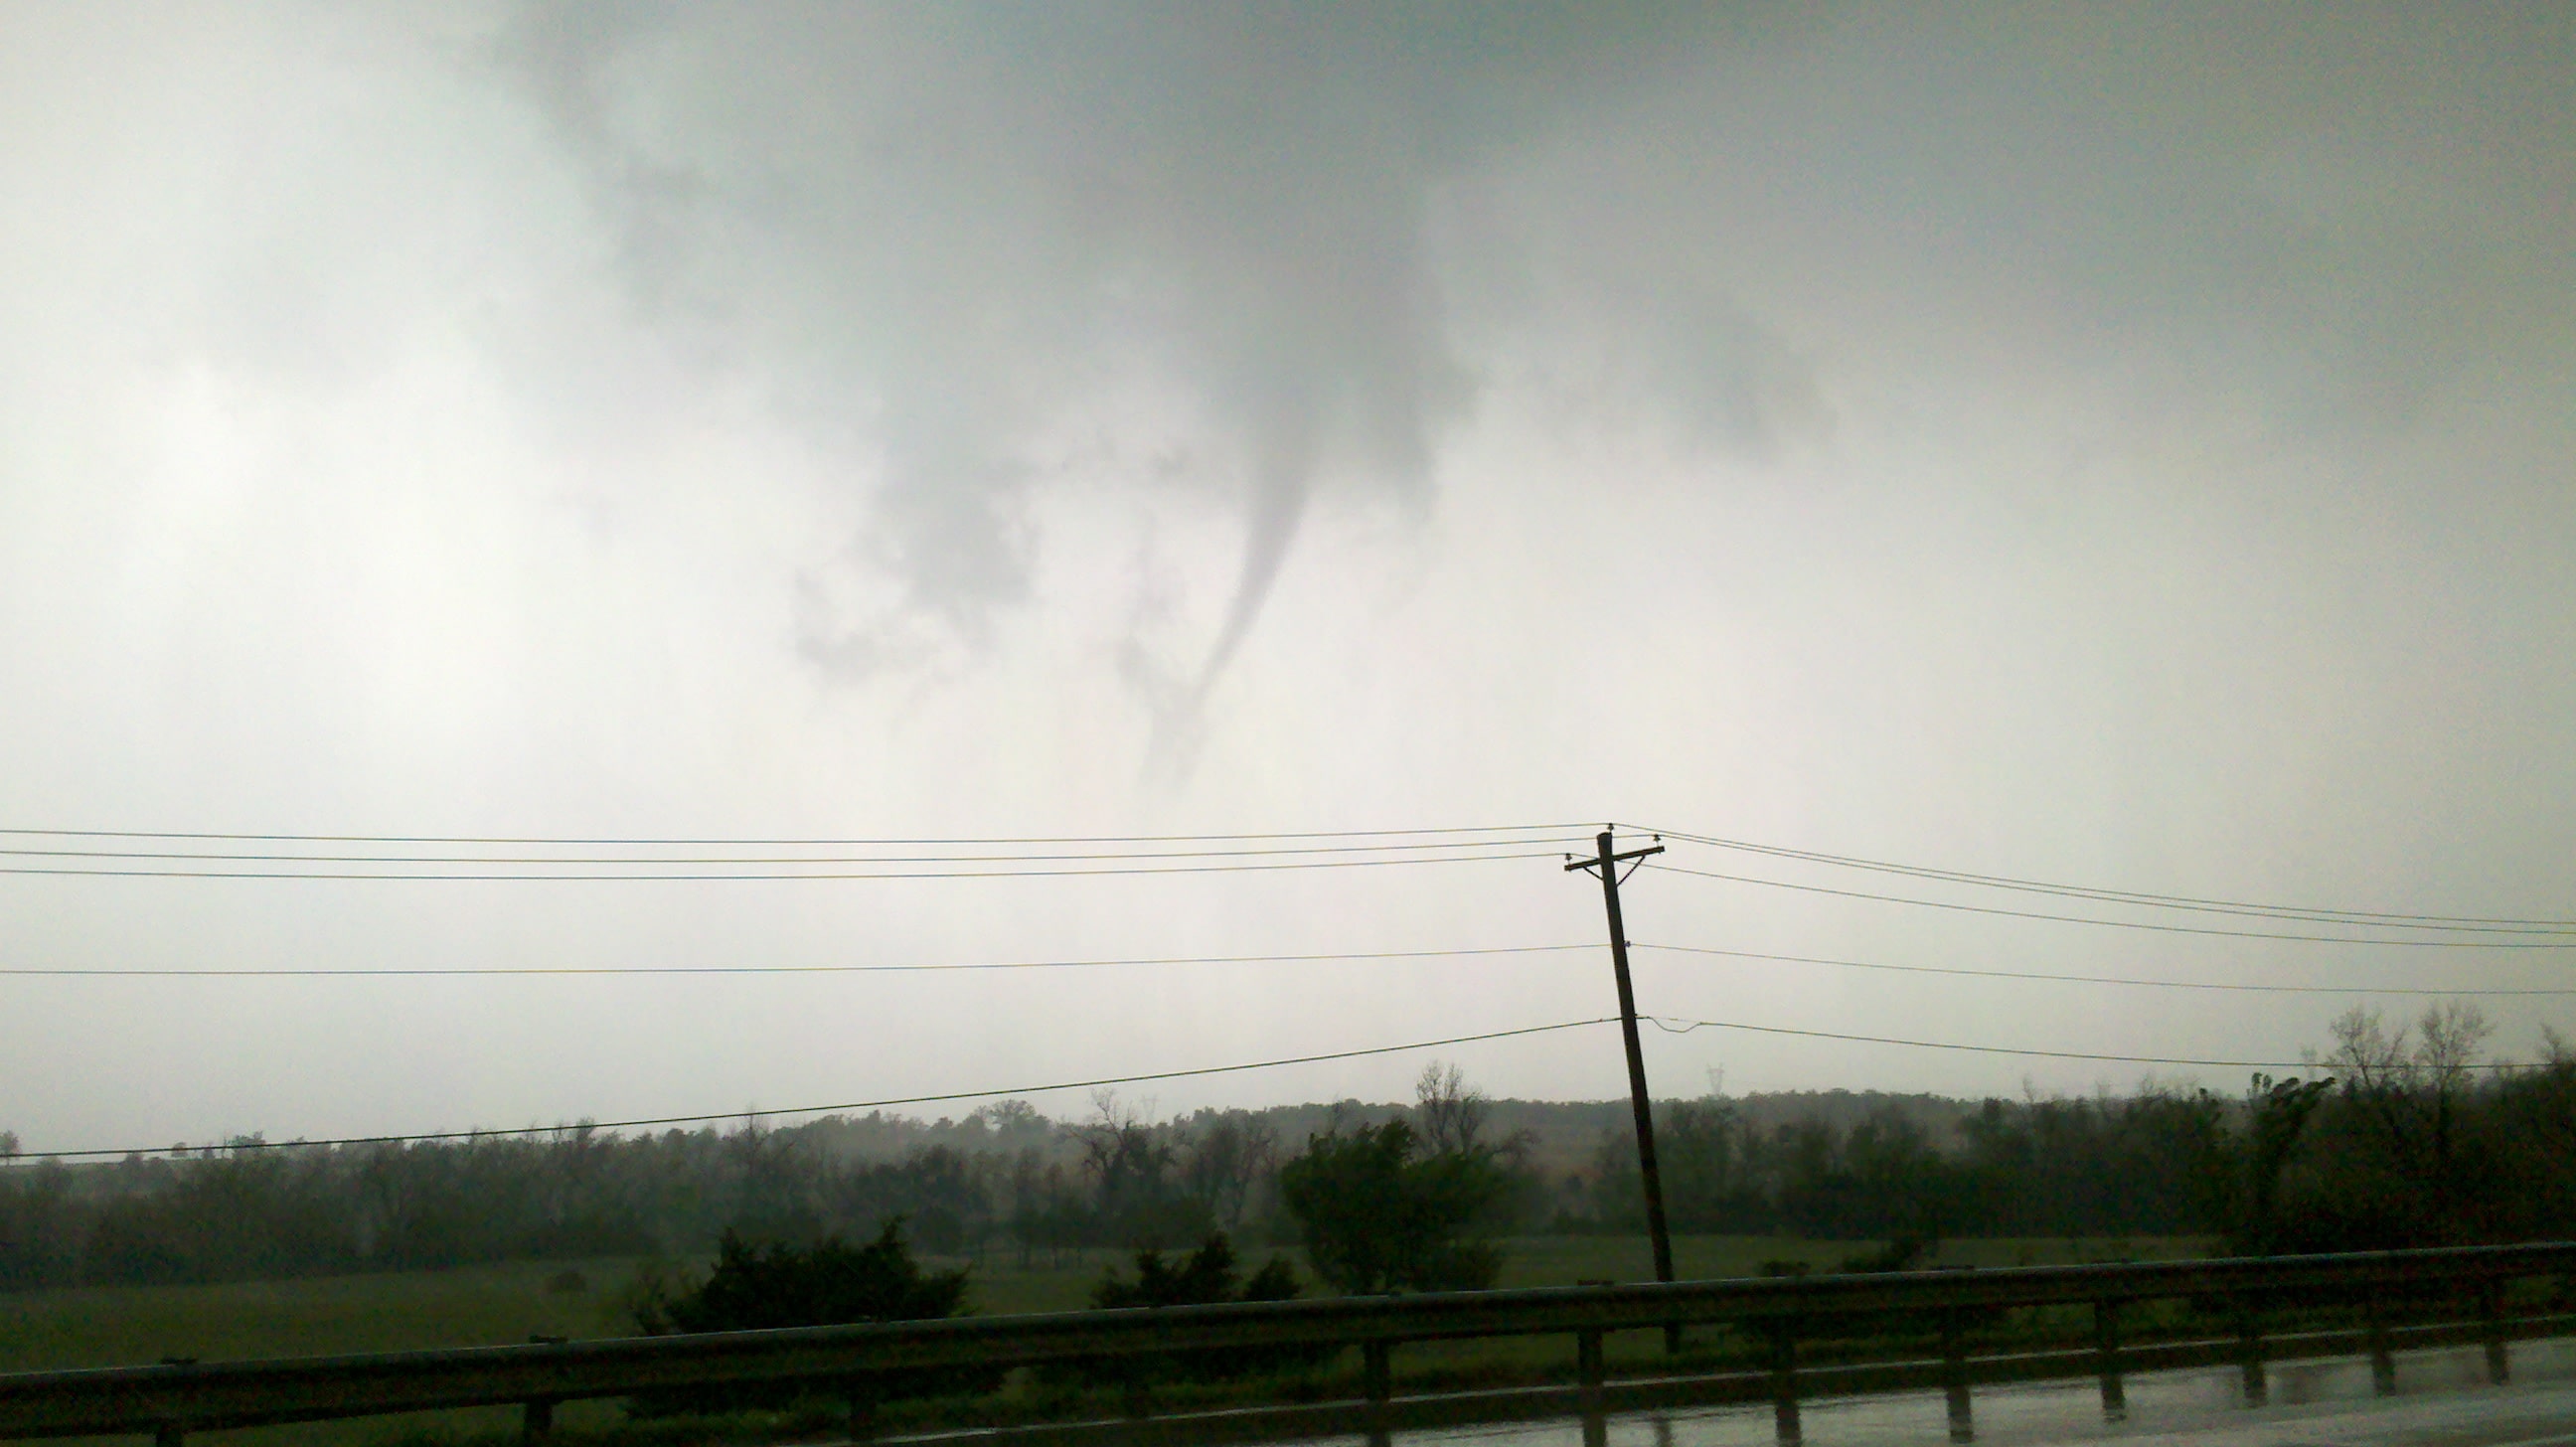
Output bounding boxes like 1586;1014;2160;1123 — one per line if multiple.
4;1010;2570;1296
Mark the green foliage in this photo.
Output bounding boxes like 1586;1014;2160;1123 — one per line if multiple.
1836;1233;1935;1273
2225;1073;2335;1252
1070;1232;1323;1383
631;1221;987;1413
1276;1120;1507;1294
636;1222;966;1334
1595;1091;2238;1242
1089;1232;1298;1311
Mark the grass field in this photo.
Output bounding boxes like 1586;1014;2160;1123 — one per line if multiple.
0;1235;2210;1447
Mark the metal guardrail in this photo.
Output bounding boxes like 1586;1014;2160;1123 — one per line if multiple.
2;1242;2570;1447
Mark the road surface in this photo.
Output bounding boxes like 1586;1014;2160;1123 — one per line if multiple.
1291;1342;2576;1447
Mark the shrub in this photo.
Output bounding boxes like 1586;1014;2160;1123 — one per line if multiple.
1276;1120;1507;1294
630;1220;991;1414
1091;1231;1299;1311
1838;1233;1936;1273
1070;1232;1328;1384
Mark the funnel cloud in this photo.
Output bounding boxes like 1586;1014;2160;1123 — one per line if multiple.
500;4;1778;738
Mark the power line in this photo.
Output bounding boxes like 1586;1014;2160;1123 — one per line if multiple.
1633;825;2576;933
0;850;1566;883
3;1019;1618;1163
1641;861;2576;948
1632;941;2576;996
1642;1015;2521;1072
0;837;1591;867
0;823;1588;848
2;943;1597;978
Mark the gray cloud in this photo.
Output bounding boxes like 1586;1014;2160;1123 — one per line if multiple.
494;4;2576;712
494;4;1799;707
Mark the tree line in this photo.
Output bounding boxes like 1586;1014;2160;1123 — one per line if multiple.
1583;1004;2574;1252
3;1006;2568;1293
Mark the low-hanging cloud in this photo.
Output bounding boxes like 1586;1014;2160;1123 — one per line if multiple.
496;4;1789;715
486;1;2572;766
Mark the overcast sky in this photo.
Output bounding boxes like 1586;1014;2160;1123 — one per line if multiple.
3;2;2571;1156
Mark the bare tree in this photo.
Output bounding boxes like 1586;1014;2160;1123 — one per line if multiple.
1073;1093;1171;1194
2418;1001;2496;1092
2324;1002;2494;1092
1073;1092;1208;1247
1180;1111;1278;1228
1413;1061;1489;1156
2320;1001;2496;1226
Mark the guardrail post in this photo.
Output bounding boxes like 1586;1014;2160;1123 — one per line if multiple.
1766;1322;1801;1443
1120;1364;1152;1421
2234;1298;2267;1407
2365;1295;2397;1396
2093;1299;2126;1421
1940;1309;1972;1443
846;1379;878;1443
1364;1339;1394;1447
153;1355;195;1447
1576;1329;1610;1447
522;1334;566;1445
2481;1280;2510;1385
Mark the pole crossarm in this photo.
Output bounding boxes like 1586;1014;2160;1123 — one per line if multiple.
1564;846;1664;874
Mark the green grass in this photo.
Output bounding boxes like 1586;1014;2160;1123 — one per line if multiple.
0;1258;651;1374
0;1236;2213;1447
1490;1232;2209;1287
0;1234;2214;1373
0;1258;665;1447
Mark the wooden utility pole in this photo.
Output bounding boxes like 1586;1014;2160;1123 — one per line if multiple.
1567;828;1678;1345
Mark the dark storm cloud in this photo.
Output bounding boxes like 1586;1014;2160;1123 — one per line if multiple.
496;3;2575;695
496;3;1802;692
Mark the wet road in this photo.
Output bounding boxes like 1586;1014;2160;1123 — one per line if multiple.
1278;1342;2576;1447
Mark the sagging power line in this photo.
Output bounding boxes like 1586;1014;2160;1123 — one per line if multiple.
0;822;1590;847
0;837;1594;868
1644;860;2576;947
1645;1013;2530;1071
0;851;1567;883
10;815;2563;1176
6;1019;1620;1164
1632;942;2576;996
0;943;1597;978
1633;823;2576;932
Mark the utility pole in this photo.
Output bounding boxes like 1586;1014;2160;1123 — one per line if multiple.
1567;827;1678;1348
